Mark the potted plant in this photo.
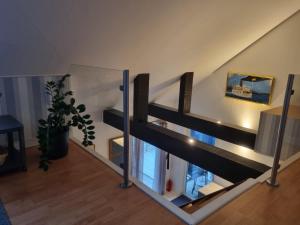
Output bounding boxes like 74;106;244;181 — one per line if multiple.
37;74;95;171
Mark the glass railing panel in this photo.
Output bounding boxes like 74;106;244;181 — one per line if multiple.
290;74;300;106
129;120;252;212
281;74;300;161
67;64;124;167
130;136;234;213
0;67;125;172
161;120;274;168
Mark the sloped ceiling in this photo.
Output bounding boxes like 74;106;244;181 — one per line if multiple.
0;0;299;100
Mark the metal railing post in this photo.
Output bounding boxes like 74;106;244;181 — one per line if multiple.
120;70;132;189
267;74;295;187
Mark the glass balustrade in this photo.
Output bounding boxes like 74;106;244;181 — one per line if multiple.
67;64;125;170
283;74;300;161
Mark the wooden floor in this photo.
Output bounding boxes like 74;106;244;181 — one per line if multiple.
1;142;300;225
201;158;300;225
0;142;184;225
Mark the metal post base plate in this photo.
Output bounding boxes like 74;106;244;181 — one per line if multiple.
266;179;279;187
120;182;133;189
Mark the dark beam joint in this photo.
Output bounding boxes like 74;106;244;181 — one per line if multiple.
178;72;194;114
133;73;150;123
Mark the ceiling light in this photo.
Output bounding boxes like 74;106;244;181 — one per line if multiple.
188;138;195;144
242;120;252;129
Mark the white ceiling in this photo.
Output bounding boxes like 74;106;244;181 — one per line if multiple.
0;0;299;100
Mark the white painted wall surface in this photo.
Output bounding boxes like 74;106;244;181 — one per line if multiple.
0;1;298;105
191;11;300;131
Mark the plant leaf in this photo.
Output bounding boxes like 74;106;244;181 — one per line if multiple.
38;119;47;126
70;98;75;105
86;120;93;125
64;91;73;96
83;114;91;119
77;104;86;113
87;126;95;130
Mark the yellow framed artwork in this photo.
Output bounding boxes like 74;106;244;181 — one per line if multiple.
225;72;274;105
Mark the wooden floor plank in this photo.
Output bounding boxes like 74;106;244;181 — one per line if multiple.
201;158;300;225
1;141;300;225
0;142;184;225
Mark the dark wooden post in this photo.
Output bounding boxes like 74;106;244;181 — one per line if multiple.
178;72;194;114
133;73;150;123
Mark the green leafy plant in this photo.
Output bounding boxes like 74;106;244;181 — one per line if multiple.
37;74;95;171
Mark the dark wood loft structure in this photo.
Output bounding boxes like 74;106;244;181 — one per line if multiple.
103;72;270;183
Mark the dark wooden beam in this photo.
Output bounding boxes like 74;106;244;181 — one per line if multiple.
103;109;269;183
133;74;150;123
178;72;194;114
148;103;256;149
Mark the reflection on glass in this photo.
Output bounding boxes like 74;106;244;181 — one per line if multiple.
185;164;213;199
141;142;157;188
184;130;215;199
109;136;124;168
284;74;300;160
290;74;300;107
191;130;216;145
130;126;234;213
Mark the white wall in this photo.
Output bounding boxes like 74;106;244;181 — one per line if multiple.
168;155;187;195
0;75;61;147
213;175;232;187
191;11;300;131
0;1;298;147
0;1;299;105
164;122;189;195
215;139;274;166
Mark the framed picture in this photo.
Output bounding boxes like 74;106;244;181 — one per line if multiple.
225;72;274;104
